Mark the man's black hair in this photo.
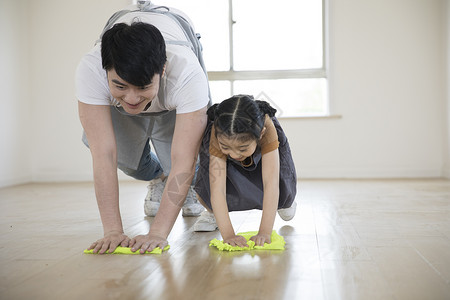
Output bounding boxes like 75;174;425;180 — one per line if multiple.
101;22;167;86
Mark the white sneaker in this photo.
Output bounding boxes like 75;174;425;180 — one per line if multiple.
277;201;297;221
182;186;205;217
193;211;218;232
144;178;165;217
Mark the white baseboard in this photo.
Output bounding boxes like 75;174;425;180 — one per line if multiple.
30;170;131;183
0;175;32;189
1;166;446;189
296;166;443;179
443;165;450;179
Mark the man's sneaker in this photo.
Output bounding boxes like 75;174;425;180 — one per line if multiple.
144;178;165;217
193;211;218;232
277;201;297;221
182;186;205;217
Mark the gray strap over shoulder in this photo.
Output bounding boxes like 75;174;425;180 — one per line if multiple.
96;0;211;105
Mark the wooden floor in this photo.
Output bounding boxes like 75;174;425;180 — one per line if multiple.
1;179;450;300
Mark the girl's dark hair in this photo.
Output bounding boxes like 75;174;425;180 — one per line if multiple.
207;94;277;141
101;22;167;86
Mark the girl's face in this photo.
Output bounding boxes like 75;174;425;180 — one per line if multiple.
217;134;258;161
107;68;160;115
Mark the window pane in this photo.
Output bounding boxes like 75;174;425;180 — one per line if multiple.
161;0;230;71
233;79;328;117
233;0;323;70
209;80;232;104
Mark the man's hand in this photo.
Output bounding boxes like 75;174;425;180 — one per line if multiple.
129;234;168;254
88;231;130;254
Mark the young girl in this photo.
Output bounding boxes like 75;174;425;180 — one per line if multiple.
194;94;297;247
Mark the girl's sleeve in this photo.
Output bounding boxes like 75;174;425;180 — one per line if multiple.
260;117;280;155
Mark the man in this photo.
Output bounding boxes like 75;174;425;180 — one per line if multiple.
76;2;209;253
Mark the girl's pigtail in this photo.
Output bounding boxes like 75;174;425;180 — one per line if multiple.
255;100;277;117
207;103;219;121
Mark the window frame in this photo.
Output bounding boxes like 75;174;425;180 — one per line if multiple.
207;0;328;109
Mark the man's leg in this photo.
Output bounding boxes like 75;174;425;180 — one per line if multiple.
118;140;163;180
108;106;169;217
117;140;166;217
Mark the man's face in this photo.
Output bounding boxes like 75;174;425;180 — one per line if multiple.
107;68;160;115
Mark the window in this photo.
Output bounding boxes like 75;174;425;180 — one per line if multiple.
141;0;328;117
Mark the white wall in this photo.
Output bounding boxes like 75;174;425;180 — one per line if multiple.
445;0;450;178
28;0;131;183
0;0;448;187
0;0;32;187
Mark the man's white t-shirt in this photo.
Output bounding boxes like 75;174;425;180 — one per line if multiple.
75;6;209;114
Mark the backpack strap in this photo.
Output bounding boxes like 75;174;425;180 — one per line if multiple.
94;9;133;45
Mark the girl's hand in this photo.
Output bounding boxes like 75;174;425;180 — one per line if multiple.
250;233;271;246
224;235;249;247
88;230;130;254
129;234;168;254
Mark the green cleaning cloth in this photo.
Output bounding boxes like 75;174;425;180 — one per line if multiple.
84;245;170;255
209;230;285;251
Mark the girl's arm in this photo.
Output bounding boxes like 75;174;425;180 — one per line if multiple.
251;148;280;246
210;155;248;247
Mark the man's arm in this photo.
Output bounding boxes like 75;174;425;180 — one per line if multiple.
78;101;129;253
130;105;208;253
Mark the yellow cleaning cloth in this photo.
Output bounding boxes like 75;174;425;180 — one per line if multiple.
84;245;170;255
209;230;285;251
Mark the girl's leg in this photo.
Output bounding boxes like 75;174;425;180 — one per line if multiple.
193;195;218;232
196;194;212;212
277;201;297;221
